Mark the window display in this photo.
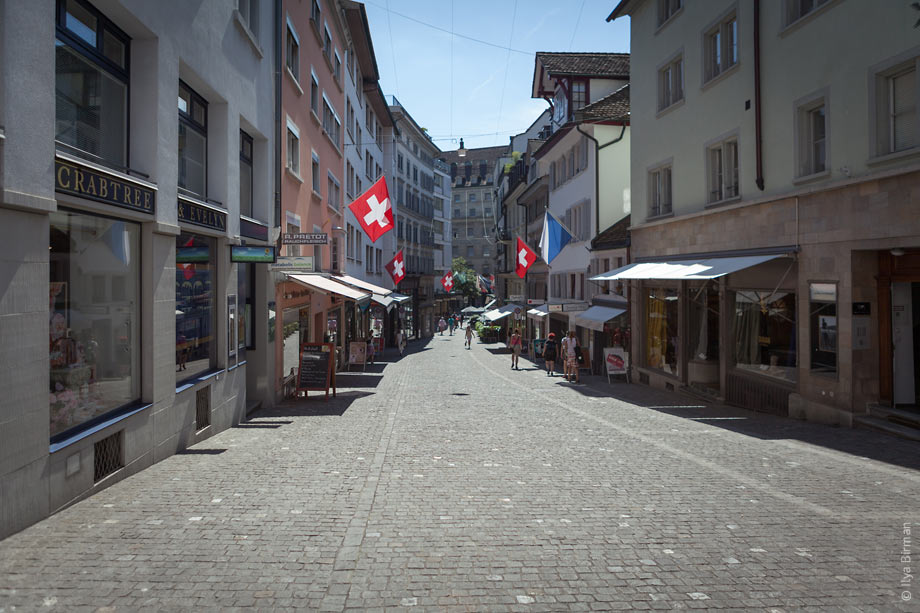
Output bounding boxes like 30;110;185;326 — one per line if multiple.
176;232;215;380
49;210;139;438
809;282;837;374
732;290;797;381
645;287;679;375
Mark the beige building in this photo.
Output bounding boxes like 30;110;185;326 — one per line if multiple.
606;0;920;434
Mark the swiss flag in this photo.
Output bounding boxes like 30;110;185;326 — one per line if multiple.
385;250;405;286
515;237;537;279
441;270;454;292
347;176;394;243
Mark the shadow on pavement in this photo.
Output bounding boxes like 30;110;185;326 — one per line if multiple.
258;390;375;418
558;372;920;472
333;372;383;388
176;448;227;455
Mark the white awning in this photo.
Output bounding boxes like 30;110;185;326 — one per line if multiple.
527;305;549;318
483;309;512;322
333;273;393;296
573;305;627;332
483;299;497;310
372;294;395;309
390;293;411;303
589;254;787;281
287;274;372;302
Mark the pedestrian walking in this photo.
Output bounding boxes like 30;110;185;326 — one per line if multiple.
438;317;447;335
542;333;558;376
458;313;464;329
509;328;523;369
396;329;405;356
448;314;456;335
561;330;580;383
465;324;474;349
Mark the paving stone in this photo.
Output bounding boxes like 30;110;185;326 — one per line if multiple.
1;336;918;610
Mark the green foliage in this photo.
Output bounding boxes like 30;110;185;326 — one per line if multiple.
451;257;481;303
511;151;522;162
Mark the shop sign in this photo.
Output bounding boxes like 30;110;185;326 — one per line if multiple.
178;197;227;231
564;303;589;312
548;304;564;312
272;256;314;271
852;302;871;315
509;294;525;302
296;342;336;398
55;158;155;214
283;232;328;245
604;347;628;377
527;299;545;305
231;245;276;263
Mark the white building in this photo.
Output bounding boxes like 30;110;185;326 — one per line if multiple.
341;0;395;290
529;53;631;348
0;0;276;538
607;0;920;434
389;98;441;338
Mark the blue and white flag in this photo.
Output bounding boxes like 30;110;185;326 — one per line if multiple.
538;211;574;264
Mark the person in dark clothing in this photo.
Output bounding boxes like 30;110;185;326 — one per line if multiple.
542;333;558;376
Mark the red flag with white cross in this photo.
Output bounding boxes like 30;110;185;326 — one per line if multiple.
385;250;405;286
347;176;394;243
515;237;537;279
441;270;454;292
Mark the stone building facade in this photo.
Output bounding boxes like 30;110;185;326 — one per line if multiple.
0;0;276;538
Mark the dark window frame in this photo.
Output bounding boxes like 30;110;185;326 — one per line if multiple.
178;80;208;197
49;206;144;445
55;0;131;167
240;130;254;218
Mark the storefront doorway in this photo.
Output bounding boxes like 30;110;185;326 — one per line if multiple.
892;281;920;407
688;284;720;394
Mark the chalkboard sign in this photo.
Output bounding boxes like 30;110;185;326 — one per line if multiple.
297;342;335;398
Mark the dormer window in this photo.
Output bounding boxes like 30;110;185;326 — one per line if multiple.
572;81;586;111
553;88;567;124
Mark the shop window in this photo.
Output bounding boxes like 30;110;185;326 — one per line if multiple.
809;282;837;374
732;290;797;381
238;262;254;358
49;209;140;440
178;81;208;198
55;0;130;168
176;232;216;381
645;287;679;375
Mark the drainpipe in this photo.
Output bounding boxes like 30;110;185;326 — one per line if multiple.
576;121;627;245
273;0;283;234
754;0;765;190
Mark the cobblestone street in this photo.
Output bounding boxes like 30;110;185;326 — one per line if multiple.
2;332;919;611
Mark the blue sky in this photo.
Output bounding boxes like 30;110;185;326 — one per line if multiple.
362;1;630;152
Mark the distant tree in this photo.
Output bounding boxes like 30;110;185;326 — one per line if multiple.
451;257;481;304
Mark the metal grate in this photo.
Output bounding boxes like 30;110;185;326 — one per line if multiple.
196;386;211;430
726;372;791;416
94;431;124;483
